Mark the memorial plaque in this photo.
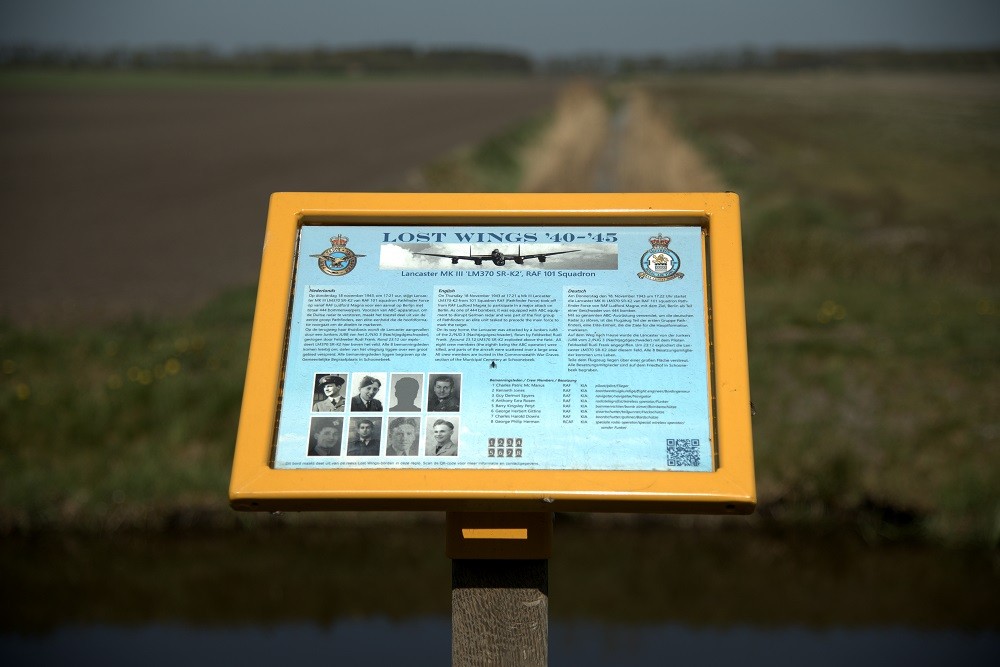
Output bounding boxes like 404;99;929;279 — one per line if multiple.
230;193;755;513
278;224;712;471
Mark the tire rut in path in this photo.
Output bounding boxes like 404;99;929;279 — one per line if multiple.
521;82;723;193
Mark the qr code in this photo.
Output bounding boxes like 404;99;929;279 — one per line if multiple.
665;439;700;467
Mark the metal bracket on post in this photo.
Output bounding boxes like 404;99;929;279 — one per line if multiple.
447;511;553;560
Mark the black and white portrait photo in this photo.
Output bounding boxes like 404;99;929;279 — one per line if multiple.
427;373;461;412
350;373;386;412
307;416;343;457
311;373;347;412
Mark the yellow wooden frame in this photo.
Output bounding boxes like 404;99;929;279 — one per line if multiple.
230;192;755;514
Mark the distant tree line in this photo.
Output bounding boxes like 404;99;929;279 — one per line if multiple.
0;45;535;75
1;44;997;76
553;47;1000;75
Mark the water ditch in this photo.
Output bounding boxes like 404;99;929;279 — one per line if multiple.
2;522;997;664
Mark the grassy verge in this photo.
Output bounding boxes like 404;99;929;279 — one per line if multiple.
412;113;549;192
644;72;999;545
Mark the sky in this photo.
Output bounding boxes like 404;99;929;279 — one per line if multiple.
1;0;998;58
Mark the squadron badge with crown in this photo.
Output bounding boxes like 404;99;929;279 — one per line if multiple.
310;234;365;277
638;235;684;282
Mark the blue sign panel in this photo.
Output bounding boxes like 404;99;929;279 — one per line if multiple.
272;225;713;472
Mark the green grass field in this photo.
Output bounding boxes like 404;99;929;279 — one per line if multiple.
1;288;255;532
414;112;548;192
1;71;997;544
646;72;999;544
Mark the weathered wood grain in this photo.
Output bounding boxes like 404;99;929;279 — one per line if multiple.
452;559;548;666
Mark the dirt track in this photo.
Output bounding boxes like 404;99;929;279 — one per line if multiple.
0;79;558;323
522;82;722;193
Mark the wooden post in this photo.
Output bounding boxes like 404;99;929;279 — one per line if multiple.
452;559;548;665
447;512;553;667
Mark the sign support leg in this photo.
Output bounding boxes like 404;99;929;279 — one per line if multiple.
447;512;553;666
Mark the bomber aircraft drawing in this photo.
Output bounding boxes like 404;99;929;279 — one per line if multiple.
415;245;580;266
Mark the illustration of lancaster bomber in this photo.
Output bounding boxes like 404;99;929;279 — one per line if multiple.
415;245;579;266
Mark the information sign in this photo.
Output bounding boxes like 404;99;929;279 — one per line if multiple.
230;193;755;514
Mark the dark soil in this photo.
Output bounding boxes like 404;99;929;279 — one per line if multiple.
0;79;558;323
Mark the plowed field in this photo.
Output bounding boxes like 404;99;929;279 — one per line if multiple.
0;79;558;322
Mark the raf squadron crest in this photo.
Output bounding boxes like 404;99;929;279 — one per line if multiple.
638;235;683;282
310;235;365;277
